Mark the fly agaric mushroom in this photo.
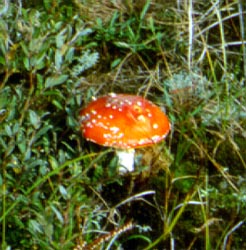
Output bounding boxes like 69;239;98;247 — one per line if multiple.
79;93;170;173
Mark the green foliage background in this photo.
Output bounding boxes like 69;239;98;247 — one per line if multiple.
0;0;246;249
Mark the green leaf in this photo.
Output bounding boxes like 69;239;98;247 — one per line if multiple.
48;155;59;170
56;33;66;49
23;57;30;70
0;56;6;65
35;124;53;141
29;110;40;129
29;219;43;234
55;49;63;70
35;52;46;70
52;99;63;110
50;204;64;224
44;75;68;89
140;0;151;20
80;28;93;37
65;47;74;63
4;124;12;137
114;41;131;49
59;185;69;200
111;58;122;68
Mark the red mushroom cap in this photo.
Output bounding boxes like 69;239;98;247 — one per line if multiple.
79;93;170;149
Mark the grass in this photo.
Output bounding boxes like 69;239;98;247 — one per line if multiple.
0;0;246;249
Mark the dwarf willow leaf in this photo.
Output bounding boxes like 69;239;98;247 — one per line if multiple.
59;185;69;200
50;204;64;224
55;49;63;70
29;220;43;234
45;75;68;89
4;124;12;137
29;110;40;129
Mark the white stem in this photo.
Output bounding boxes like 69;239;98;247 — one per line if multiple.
116;149;135;173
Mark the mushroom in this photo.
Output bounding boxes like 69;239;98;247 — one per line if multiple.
79;93;170;173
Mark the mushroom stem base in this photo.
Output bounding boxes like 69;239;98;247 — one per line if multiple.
116;149;135;173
